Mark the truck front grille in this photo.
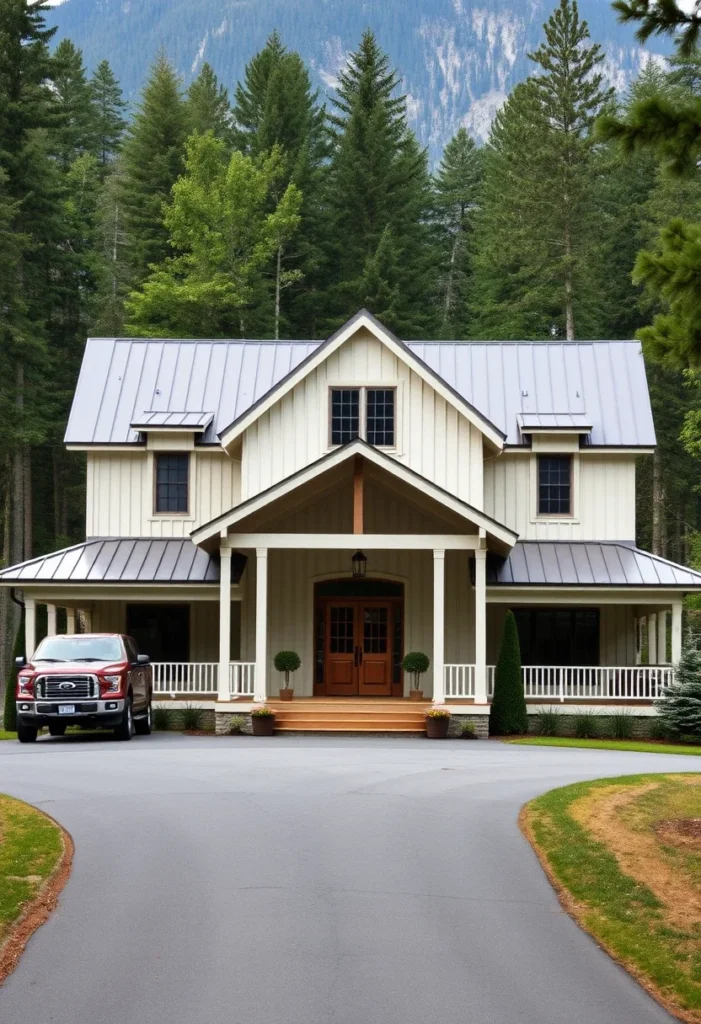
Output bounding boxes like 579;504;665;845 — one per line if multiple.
36;675;98;700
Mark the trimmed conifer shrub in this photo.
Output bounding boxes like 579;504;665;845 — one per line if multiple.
490;610;527;735
3;615;24;733
656;635;701;739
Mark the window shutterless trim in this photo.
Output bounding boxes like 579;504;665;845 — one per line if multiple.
153;452;190;515
328;386;397;448
536;454;573;517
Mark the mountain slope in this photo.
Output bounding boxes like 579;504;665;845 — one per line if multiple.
48;0;667;157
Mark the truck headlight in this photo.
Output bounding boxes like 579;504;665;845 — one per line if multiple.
102;675;122;692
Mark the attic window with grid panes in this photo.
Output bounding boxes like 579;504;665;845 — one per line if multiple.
330;388;396;447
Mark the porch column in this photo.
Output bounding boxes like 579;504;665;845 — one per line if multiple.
433;549;445;704
218;547;232;702
82;609;92;633
474;548;487;704
254;548;268;703
657;610;668;665
648;612;658;664
46;603;57;637
65;608;76;635
672;600;683;665
25;597;36;659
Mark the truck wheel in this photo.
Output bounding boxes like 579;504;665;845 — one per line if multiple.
17;723;38;743
134;699;152;736
48;723;67;737
114;697;134;741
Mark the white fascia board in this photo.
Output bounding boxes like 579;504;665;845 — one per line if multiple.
217;313;505;450
192;439;517;547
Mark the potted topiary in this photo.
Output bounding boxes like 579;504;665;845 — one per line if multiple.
274;650;301;700
403;651;430;700
425;707;451;739
251;706;276;736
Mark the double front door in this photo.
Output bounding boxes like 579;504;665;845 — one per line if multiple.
325;599;397;696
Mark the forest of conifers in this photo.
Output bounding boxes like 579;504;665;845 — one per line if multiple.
2;0;701;672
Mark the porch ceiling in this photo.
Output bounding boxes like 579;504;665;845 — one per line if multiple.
191;438;518;550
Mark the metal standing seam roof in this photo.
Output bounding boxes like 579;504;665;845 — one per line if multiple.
64;331;656;448
1;539;700;590
516;413;593;432
0;539;245;585
488;542;701;587
130;410;214;431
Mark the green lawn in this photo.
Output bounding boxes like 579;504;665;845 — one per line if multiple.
508;736;701;755
0;795;66;953
522;774;701;1022
0;730;17;741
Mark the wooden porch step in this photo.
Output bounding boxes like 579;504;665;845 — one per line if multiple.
267;698;430;733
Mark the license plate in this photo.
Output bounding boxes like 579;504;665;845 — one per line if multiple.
58;705;75;715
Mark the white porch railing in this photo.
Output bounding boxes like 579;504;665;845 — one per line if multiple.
447;665;674;701
229;662;255;697
153;662;218;695
152;662;255;697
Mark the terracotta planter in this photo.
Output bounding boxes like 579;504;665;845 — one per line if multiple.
279;688;294;701
251;715;275;736
409;689;424;702
426;716;450;739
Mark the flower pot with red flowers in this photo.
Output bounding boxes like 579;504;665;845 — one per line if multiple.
274;650;301;701
425;708;451;738
403;651;430;701
251;706;276;736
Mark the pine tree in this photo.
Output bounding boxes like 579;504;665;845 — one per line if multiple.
433;127;482;337
490;611;528;735
233;33;327;337
89;59;126;167
472;0;612;340
656;633;701;737
324;30;435;337
125;133;302;338
119;52;187;284
52;39;96;170
0;0;59;685
186;62;232;141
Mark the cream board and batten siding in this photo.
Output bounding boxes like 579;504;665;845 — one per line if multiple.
483;451;636;541
90;600;227;661
239;329;485;507
86;448;242;538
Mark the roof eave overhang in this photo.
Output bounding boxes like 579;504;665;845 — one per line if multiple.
192;438;517;548
217;311;506;451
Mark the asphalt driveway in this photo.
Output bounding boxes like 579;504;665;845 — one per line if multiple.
0;733;698;1024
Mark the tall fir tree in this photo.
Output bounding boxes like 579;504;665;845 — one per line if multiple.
233;33;327;337
472;0;612;340
52;39;96;171
186;62;232;141
433;126;482;338
89;59;127;168
324;30;436;337
119;52;187;285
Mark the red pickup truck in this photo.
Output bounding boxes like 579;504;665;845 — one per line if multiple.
15;633;153;743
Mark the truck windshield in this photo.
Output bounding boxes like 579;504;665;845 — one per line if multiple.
33;636;124;663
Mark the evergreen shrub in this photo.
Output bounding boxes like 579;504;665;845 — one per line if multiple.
656;635;701;739
490;611;527;735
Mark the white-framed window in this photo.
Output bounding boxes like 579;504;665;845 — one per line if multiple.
154;452;190;514
329;387;397;447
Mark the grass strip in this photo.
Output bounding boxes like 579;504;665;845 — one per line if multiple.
0;731;17;741
522;774;701;1023
0;794;72;982
509;737;701;755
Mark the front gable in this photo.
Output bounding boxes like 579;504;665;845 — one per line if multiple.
237;313;500;506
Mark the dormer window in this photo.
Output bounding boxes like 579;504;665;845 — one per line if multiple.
538;455;572;515
330;388;396;447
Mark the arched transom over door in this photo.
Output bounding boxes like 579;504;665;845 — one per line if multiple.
314;580;404;698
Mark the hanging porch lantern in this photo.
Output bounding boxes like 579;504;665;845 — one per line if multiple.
351;550;367;578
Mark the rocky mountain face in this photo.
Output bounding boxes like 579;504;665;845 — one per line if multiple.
48;0;667;159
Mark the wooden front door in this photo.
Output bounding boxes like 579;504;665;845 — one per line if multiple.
325;600;394;696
